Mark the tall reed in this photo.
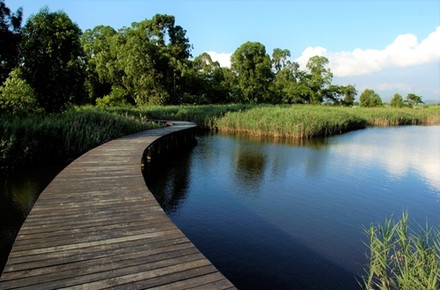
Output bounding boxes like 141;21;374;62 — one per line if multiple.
0;108;158;170
363;212;440;290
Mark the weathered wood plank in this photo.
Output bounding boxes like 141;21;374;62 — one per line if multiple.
0;123;235;289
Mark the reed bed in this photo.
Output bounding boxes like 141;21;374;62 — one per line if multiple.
214;105;440;139
104;105;440;139
0;108;158;170
104;104;251;129
2;104;439;169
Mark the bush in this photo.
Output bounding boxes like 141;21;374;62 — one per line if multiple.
0;68;40;114
96;85;129;108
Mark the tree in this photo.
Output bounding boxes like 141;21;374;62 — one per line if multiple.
0;0;22;84
340;84;357;106
187;52;229;103
359;89;383;107
81;25;118;103
113;14;191;105
305;56;333;104
231;41;274;103
390;93;404;108
0;68;38;114
20;8;86;112
272;60;305;104
272;48;291;73
406;93;423;107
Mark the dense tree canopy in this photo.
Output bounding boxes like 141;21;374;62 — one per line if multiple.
406;93;423;107
20;8;86;112
0;0;22;84
0;0;428;113
390;93;404;108
231;41;274;103
359;89;383;107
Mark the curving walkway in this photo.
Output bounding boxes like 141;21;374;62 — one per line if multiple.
0;123;235;289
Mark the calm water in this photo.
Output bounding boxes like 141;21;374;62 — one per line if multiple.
0;166;62;274
146;126;440;290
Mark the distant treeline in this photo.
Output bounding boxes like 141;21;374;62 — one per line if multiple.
0;1;426;114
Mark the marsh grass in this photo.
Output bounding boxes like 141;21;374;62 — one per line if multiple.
2;104;439;169
104;104;251;129
107;104;440;139
363;212;440;290
213;105;440;138
0;107;158;170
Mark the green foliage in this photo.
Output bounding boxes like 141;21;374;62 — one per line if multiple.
323;84;357;106
0;0;22;84
0;108;158;170
390;93;404;108
187;52;230;104
306;56;333;104
2;104;439;170
0;68;39;114
406;93;424;107
231;41;274;103
360;89;383;107
81;14;192;106
215;105;367;138
363;212;440;290
81;25;117;102
95;85;129;108
20;7;86;112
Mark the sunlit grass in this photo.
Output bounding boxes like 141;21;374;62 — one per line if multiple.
2;104;439;170
363;212;440;290
110;104;440;139
0;107;158;170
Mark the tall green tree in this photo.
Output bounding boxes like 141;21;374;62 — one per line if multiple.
390;93;404;108
231;41;274;103
305;56;333;104
406;93;423;107
20;8;86;112
187;52;229;103
359;89;383;107
272;48;291;73
115;14;191;105
0;0;22;84
322;84;357;106
81;25;118;103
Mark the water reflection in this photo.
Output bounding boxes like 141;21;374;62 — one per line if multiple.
143;152;193;213
0;166;62;274
233;148;266;192
329;126;440;193
146;126;440;290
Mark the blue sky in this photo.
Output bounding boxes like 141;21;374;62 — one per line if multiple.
9;0;440;102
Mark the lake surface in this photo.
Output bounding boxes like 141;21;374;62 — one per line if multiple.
145;126;440;289
0;166;62;274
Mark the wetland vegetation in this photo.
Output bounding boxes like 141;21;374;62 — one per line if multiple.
1;0;440;287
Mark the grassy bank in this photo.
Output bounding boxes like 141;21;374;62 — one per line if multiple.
0;107;158;170
2;104;439;170
215;105;440;138
119;104;440;139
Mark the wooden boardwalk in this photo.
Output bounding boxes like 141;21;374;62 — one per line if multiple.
0;123;235;289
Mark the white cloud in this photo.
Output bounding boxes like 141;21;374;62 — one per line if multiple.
206;51;232;68
296;26;440;77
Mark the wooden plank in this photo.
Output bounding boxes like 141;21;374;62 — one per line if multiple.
0;123;235;289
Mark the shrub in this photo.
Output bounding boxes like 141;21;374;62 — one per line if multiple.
0;68;40;114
